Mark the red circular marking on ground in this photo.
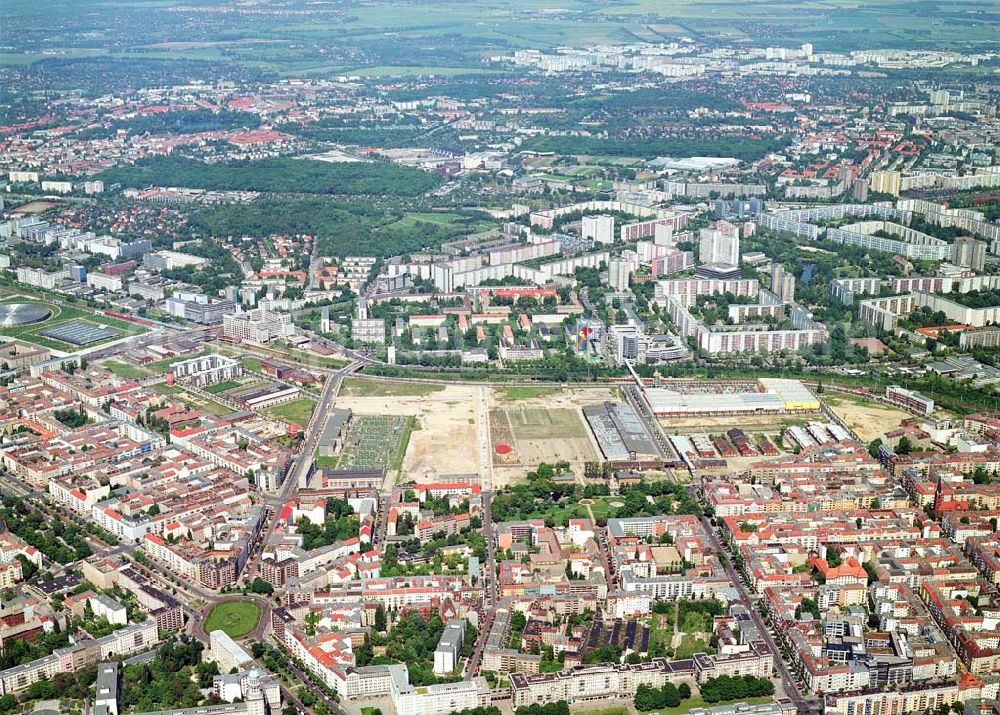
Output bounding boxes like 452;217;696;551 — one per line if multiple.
494;443;512;454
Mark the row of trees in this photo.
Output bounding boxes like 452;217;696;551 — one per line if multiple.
635;681;693;710
523;135;787;162
700;674;775;703
516;702;570;715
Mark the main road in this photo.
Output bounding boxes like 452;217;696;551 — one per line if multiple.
697;508;819;715
464;490;496;678
244;360;362;583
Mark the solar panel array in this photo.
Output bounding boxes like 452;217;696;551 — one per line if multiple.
40;320;118;346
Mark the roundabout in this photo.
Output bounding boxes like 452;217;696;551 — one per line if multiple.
202;600;262;639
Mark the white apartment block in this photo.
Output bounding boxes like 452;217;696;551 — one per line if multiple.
169;353;243;388
510;657;695;708
16;266;66;289
210;629;254;674
223;308;294;344
582;215;616;244
352;318;386;345
829;277;882;305
394;678;490;715
489;240;560;265
86;273;124;292
699;227;740;266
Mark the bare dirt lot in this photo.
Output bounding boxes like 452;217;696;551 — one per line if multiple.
335;383;481;483
489;385;616;486
335;382;623;488
505;405;598;466
823;393;909;442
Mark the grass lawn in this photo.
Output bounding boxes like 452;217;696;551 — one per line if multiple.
640;696;773;715
241;357;262;373
387;211;462;229
198;398;235;415
203;601;261;639
681;611;712;633
341;377;444;398
576;496;620;520
507;406;587;439
151;383;183;396
274;345;348;369
145;350;210;374
674;633;712;660
103;360;151;379
150;383;232;415
577;708;629;715
389;416;416;471
495;385;561;401
267;397;316;427
204;380;241;394
645;609;675;659
315;455;339;470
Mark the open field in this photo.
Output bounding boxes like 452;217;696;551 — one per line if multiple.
494;384;619;410
204;380;241;394
266;397;316;428
658;413;823;432
507;406;588;440
341;378;446;398
384;211;463;230
103;360;152;379
203;601;261;639
241;357;262;373
823;393;909;442
489;385;618;484
502;406;597;466
495;385;562;401
336;383;480;480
